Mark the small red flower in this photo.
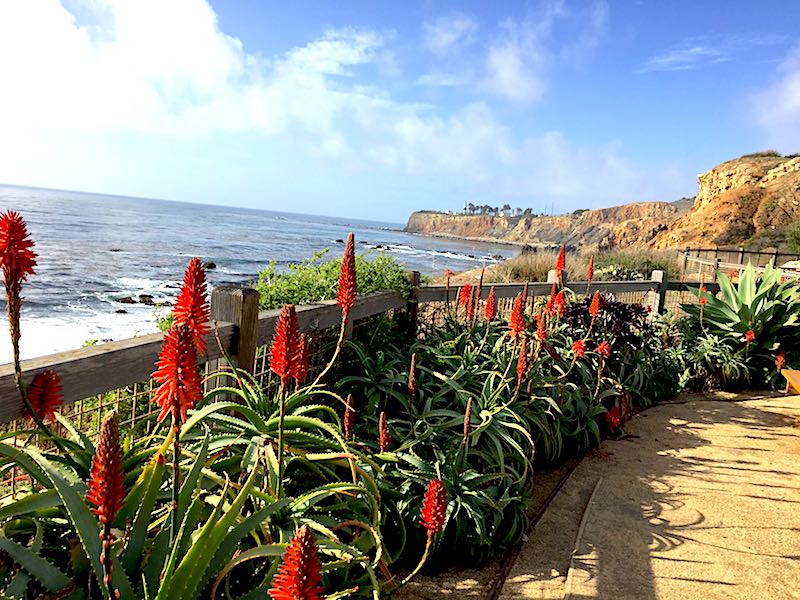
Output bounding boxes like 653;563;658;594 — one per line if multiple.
86;412;125;525
172;257;209;355
25;370;63;424
270;305;300;387
595;340;612;359
745;330;755;343
420;479;447;534
555;244;566;279
572;339;586;358
522;281;529;304
699;295;708;306
509;293;525;340
485;287;497;322
443;269;455;279
586;255;594;285
379;411;390;452
268;525;324;600
291;333;309;386
152;324;202;429
337;233;357;321
517;337;528;380
606;405;621;430
776;349;785;371
344;394;356;440
589;291;603;319
458;283;472;307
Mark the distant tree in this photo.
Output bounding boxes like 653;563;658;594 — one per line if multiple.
501;203;511;216
467;202;476;215
522;208;533;216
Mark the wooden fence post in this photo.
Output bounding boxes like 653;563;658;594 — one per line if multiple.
681;251;688;278
406;270;421;337
773;249;780;266
547;269;558;285
210;286;260;374
713;258;721;282
738;247;745;265
651;270;668;315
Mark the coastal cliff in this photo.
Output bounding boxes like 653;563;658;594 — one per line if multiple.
406;153;800;251
405;201;685;250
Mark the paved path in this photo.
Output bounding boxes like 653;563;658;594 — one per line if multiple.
500;391;800;600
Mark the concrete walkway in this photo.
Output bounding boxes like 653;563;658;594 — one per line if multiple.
500;391;800;600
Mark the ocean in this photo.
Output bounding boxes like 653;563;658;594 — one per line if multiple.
0;184;515;363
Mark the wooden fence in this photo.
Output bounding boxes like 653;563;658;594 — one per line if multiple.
681;247;800;280
0;270;708;426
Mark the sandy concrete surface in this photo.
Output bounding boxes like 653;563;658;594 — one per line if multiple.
500;391;800;600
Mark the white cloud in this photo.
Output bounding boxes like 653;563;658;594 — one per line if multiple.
0;0;685;218
751;43;800;151
483;1;607;103
640;45;730;73
422;13;478;56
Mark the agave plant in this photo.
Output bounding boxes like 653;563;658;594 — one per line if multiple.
683;262;800;349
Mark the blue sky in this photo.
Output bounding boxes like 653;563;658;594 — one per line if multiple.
0;1;798;223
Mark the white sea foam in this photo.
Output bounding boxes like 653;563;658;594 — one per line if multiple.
0;309;159;364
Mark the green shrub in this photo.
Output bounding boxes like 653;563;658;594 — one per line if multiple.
787;220;800;253
255;249;412;310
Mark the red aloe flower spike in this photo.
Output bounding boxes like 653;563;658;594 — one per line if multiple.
379;411;390;452
545;282;557;317
466;285;476;322
571;339;586;358
420;479;447;534
86;412;125;595
268;525;325;600
776;349;785;371
509;293;525;340
0;211;37;285
589;291;602;319
291;333;309;387
408;353;417;401
745;329;755;343
517;337;528;381
595;340;611;359
536;312;547;343
476;268;484;309
344;394;356;440
606;405;621;431
485;287;497;322
586;255;594;288
555;244;566;280
0;212;37;348
25;370;63;424
555;290;567;317
463;397;472;443
172;257;209;355
152;323;202;430
270;304;300;388
522;281;529;306
458;283;472;307
337;233;357;322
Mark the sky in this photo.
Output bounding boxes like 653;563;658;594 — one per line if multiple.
0;1;798;223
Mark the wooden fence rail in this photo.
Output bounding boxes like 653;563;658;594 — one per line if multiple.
0;271;713;425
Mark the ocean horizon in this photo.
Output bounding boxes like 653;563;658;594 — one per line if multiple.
0;184;515;363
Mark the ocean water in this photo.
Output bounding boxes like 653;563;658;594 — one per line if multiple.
0;184;515;362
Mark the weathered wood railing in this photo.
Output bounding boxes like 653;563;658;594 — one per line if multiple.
0;271;706;425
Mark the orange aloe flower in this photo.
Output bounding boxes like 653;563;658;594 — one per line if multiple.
420;479;447;534
268;525;324;600
173;257;209;355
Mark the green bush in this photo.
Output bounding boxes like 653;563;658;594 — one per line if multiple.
787;220;800;253
256;249;412;310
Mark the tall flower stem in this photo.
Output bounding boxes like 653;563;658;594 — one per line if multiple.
276;383;287;497
171;424;180;544
401;533;434;586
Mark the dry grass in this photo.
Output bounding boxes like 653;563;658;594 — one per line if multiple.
488;248;681;283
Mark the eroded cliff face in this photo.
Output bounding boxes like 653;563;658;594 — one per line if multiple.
652;155;800;249
405;202;683;250
406;154;800;250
